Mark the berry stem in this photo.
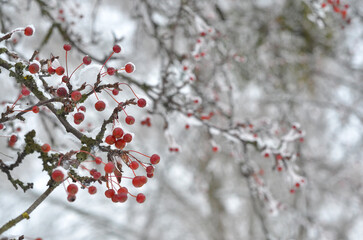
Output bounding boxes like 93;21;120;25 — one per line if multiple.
98;52;114;75
118;83;140;99
69;62;84;80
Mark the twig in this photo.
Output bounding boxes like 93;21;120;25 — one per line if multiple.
0;184;58;235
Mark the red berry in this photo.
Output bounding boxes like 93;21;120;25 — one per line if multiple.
56;66;65;76
41;143;51;153
117;187;128;194
130;161;139;170
21;87;30;96
9;135;17;143
107;67;116;75
137;98;146;108
24;26;34;36
57;87;68;97
62;76;69;83
51;169;64;182
0;124;3;130
93;171;101;180
105;189;115;198
88;186;97;195
132;176;147;188
83;55;92;65
136;193;146;203
48;67;55;75
29;63;39;74
125;63;135;73
125;115;135;125
105;135;116;145
94;157;103;165
63;44;72;51
115;139;126;149
123;133;132;143
67;194;76;202
95;100;106;111
104;162;115;174
74;112;85;125
112;127;124;139
146;165;154;174
71;91;82;102
32;106;39;113
113;44;121;53
67;184;78;195
150;154;160;165
79;106;86;112
112;89;119;95
147;172;154;178
116;193;128;203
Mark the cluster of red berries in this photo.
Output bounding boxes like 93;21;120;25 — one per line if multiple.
105;127;133;149
50;151;160;204
321;0;350;23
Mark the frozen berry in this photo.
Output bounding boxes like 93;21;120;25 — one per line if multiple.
95;100;106;111
63;44;72;51
74;112;85;125
125;63;135;73
137;98;146;108
125;116;135;125
113;44;121;53
24;26;34;36
56;66;65;76
83;55;92;65
112;127;124;139
29;63;39;74
41;143;51;153
71;91;82;102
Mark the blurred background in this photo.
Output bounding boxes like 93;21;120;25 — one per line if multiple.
0;0;363;239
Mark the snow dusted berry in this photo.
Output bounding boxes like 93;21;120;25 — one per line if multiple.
95;100;106;111
136;193;146;203
24;26;34;36
51;168;65;182
125;63;135;73
137;98;146;108
29;63;40;74
83;55;92;65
